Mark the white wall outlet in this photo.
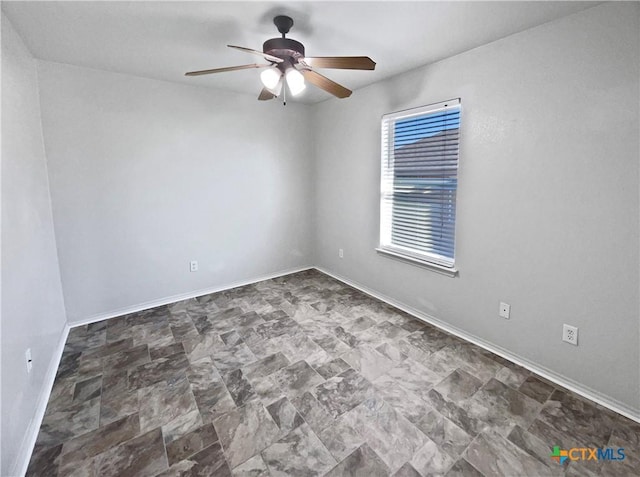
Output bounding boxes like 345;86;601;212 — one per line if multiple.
499;302;511;319
563;324;578;345
338;249;344;259
25;348;33;373
190;260;198;272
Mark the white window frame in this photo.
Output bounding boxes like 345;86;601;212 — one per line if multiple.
377;99;461;277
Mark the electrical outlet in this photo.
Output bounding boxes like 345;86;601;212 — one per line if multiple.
339;249;344;259
25;348;33;373
499;302;510;319
562;324;578;346
190;260;198;272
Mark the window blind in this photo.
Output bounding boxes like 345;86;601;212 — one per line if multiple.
380;99;461;268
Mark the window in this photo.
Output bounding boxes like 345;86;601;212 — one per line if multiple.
379;99;461;272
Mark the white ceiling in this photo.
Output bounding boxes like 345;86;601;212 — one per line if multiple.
3;1;598;104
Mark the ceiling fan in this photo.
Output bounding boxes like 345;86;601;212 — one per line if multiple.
185;15;376;102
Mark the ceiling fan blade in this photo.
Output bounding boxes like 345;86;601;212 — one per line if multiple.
227;45;283;64
300;69;352;98
185;63;271;76
302;56;376;70
258;88;276;101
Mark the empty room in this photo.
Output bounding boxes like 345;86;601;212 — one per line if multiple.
1;1;639;476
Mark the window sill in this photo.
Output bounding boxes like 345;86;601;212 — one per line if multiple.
375;248;459;277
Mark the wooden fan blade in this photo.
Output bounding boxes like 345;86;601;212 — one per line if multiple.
227;45;283;63
185;63;270;76
258;88;276;101
302;56;376;70
300;69;352;98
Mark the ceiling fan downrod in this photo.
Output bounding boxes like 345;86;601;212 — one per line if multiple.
273;15;294;38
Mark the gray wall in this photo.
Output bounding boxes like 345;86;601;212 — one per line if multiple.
313;2;640;413
37;61;314;323
1;14;68;475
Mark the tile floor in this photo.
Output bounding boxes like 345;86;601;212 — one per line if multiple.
27;269;639;476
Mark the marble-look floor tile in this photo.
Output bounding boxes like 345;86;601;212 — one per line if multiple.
127;352;190;389
518;375;554;403
314;368;374;418
243;352;290;380
410;438;457;476
64;326;107;355
273;360;325;399
291;391;335;434
186;357;224;390
55;352;83;381
170;319;200;342
267;397;304;435
157;441;231;477
72;375;102;403
464;378;542;437
81;338;133;361
506;425;564;474
317;416;364;462
149;342;185;361
224;369;259;407
102;344;150;374
261;423;336;477
99;371;138;426
325;443;390;477
341;345;395;382
221;330;245;346
213;401;280;468
165;422;218;466
311;332;353;357
182;333;226;363
373;374;432;424
444;459;484;477
93;427;168;477
212;342;257;373
26;444;62;477
36;397;101;449
535;389;612;447
271;332;328;365
433;369;483;403
464;430;555;477
386;358;442;402
333;326;361;348
495;364;530;389
29;270;634;477
415;410;472;459
137;376;200;436
232;454;270;477
426;389;485;437
356;321;410;347
375;342;408;363
527;419;583;453
392;462;422;477
59;413;140;467
255;315;300;339
313;357;351;380
345;316;377;333
247;374;286;407
131;321;174;349
343;393;428;473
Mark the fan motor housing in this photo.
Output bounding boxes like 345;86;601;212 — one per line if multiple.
263;38;305;62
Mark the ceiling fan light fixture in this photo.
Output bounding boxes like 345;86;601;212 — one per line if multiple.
260;67;281;90
285;68;305;96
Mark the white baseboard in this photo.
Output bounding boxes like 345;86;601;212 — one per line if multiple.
12;323;70;477
315;267;640;424
68;265;313;328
